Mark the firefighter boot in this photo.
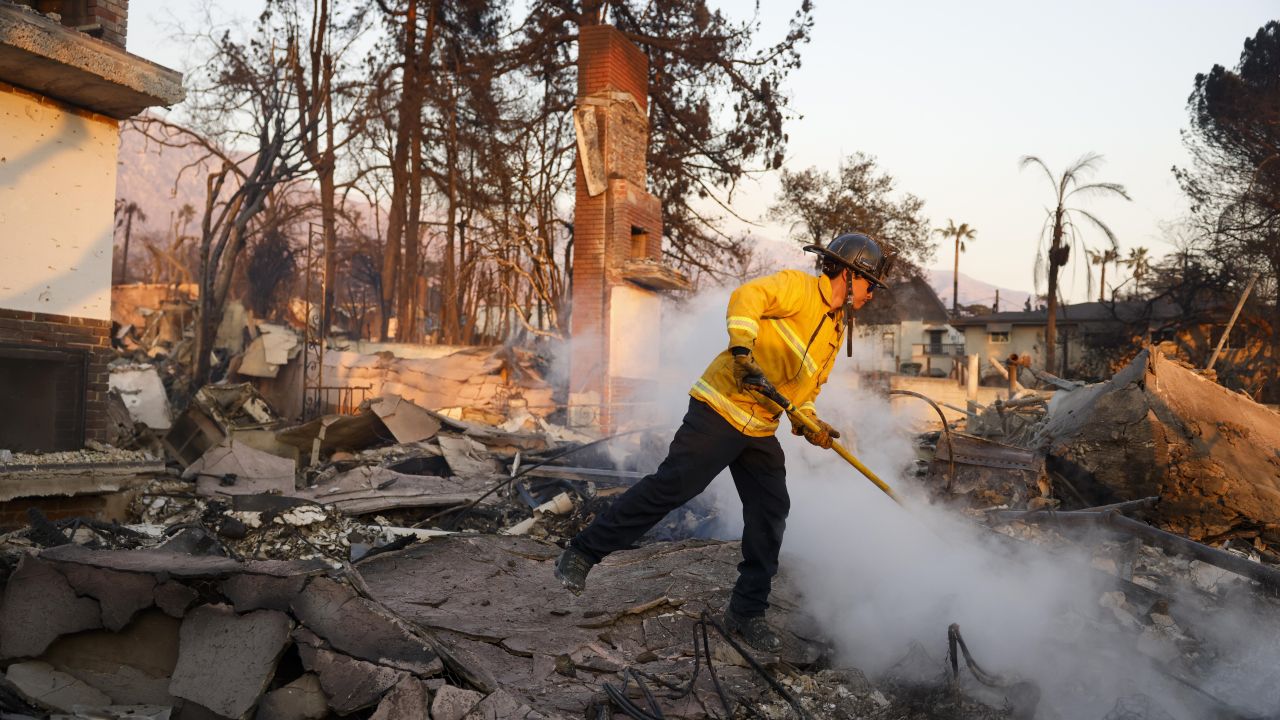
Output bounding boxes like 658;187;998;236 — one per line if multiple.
554;545;595;594
722;608;782;654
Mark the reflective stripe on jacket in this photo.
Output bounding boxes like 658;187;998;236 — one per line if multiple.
689;270;843;437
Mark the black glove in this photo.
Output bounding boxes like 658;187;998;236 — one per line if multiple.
731;348;765;390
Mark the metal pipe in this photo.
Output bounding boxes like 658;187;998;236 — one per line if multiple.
988;496;1159;524
888;389;955;491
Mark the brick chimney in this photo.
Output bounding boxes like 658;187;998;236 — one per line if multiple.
569;25;687;431
22;0;129;47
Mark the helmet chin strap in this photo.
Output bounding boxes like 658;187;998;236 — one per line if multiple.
844;271;854;357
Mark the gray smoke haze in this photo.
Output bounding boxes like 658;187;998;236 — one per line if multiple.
613;286;1280;720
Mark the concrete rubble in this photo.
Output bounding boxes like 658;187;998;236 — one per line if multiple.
7;334;1280;719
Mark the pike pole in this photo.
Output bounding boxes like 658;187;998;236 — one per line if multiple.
745;376;903;506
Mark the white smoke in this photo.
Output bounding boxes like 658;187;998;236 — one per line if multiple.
614;284;1280;720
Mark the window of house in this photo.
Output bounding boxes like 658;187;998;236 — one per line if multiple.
882;331;895;354
630;227;648;259
989;331;1010;344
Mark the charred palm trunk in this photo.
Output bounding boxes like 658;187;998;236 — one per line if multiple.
1045;208;1066;373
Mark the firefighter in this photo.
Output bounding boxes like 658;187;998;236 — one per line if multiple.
554;233;896;652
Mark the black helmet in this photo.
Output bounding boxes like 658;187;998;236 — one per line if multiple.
803;233;897;288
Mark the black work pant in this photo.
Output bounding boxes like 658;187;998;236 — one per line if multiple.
571;398;789;617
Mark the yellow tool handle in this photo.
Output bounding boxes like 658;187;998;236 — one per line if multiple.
784;401;904;506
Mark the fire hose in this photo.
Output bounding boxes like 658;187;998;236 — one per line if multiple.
744;375;903;506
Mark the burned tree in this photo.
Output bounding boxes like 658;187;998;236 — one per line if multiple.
276;0;370;337
1176;21;1280;397
769;152;935;280
134;21;313;388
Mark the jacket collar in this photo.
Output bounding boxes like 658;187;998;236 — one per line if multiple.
817;273;833;310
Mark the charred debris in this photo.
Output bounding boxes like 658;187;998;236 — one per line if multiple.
2;319;1280;719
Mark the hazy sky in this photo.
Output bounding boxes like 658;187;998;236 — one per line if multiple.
126;1;1278;300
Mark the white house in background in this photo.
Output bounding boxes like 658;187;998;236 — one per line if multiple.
853;275;964;376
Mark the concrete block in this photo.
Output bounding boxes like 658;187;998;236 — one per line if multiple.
1;554;101;658
432;684;484;720
40;609;179;706
220;574;306;614
169;604;293;718
462;689;536;719
6;660;111;712
154;580;199;618
55;563;156;631
255;673;328;720
290;577;439;675
369;677;430;720
294;631;405;715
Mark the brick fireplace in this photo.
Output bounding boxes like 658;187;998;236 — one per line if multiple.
569;24;688;431
0;309;111;450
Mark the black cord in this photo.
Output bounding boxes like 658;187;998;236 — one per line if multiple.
947;623;1011;689
604;611;812;720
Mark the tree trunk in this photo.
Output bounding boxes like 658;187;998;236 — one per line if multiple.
380;0;418;340
121;211;134;284
442;82;460;344
320;51;338;339
1045;208;1064;373
952;234;960;315
1099;262;1107;302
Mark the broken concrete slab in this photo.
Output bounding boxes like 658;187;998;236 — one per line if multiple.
185;439;297;498
355;536;812;718
0;457;165;503
289;577;440;676
462;688;539;720
169;604;294;719
1;554;101;659
220;573;308;614
154;580;199;618
56;563;156;631
293;629;407;714
40;610;179;706
369;677;431;720
255;673;328;720
41;544;331;579
431;684;484;720
5;660;111;712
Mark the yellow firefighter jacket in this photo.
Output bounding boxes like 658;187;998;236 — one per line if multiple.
689;270;844;437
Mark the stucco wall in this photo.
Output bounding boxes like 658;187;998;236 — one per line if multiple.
0;85;118;320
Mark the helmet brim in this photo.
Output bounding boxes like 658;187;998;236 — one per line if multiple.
803;244;890;289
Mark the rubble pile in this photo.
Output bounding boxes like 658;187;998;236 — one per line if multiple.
1033;348;1280;545
0;545;454;719
13;327;1280;718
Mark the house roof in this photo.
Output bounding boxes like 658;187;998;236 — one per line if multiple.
856;275;951;325
950;298;1201;328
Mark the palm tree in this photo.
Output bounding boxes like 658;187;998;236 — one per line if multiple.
1019;153;1131;373
113;199;147;284
935;219;977;315
1125;246;1152;297
1087;247;1121;301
